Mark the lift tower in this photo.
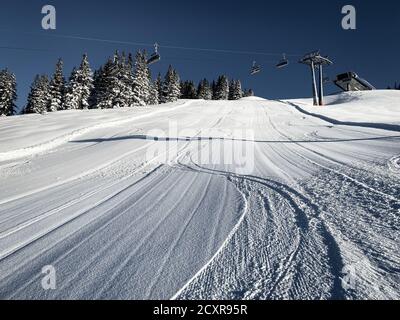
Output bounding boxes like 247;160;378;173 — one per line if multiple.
299;51;333;106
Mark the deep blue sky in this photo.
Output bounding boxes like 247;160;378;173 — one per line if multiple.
0;0;399;108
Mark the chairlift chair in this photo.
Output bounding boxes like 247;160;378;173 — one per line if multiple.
250;61;261;75
147;43;161;65
276;54;289;69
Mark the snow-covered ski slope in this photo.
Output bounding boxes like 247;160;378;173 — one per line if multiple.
0;91;399;300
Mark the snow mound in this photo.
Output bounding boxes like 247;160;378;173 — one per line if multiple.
285;90;400;126
240;96;267;101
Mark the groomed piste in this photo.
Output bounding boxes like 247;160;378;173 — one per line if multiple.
0;91;399;300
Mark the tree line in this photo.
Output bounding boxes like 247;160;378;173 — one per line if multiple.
387;82;400;90
0;51;254;117
180;77;253;101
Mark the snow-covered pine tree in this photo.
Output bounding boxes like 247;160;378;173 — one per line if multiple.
188;81;197;99
211;80;217;100
48;59;66;111
181;80;197;99
154;73;163;104
243;88;255;97
197;79;212;100
93;51;131;109
91;58;117;109
0;69;17;116
232;80;243;100
89;67;103;108
228;79;235;100
78;54;94;109
108;52;123;108
215;75;229;100
162;66;181;103
64;68;79;110
114;52;134;108
132;50;150;106
180;81;189;99
25;75;50;114
197;80;204;99
64;54;94;110
124;53;135;106
161;66;173;103
179;81;185;98
103;51;129;109
172;69;181;101
147;73;159;106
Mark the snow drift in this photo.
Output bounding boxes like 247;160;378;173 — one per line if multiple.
285;90;400;125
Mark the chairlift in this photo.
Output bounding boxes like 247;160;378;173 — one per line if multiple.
276;53;289;69
147;43;161;65
250;61;261;75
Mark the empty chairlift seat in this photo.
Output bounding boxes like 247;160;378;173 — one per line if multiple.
250;61;261;75
147;43;161;65
276;54;289;69
334;72;375;92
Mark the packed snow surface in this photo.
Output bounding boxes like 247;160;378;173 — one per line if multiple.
286;90;400;125
0;91;399;300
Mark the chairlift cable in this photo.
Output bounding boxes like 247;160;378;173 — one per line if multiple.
0;46;52;53
11;31;303;58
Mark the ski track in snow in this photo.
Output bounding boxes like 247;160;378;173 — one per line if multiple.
0;94;399;300
389;155;400;174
